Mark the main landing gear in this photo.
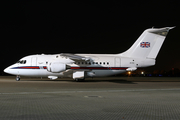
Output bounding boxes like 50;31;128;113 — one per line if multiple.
74;78;85;82
16;76;20;81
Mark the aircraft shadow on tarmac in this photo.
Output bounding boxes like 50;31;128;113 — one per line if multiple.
22;78;136;84
82;79;136;84
21;76;180;83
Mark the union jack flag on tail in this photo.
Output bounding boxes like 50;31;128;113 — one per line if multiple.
140;42;150;48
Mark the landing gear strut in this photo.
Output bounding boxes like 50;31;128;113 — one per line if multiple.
16;76;20;81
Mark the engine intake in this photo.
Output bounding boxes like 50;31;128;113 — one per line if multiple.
47;62;66;73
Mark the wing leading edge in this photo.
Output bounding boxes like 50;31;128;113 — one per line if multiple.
60;53;90;61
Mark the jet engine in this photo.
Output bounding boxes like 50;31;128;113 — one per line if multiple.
47;62;66;73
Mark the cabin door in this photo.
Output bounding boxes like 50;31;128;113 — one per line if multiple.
31;57;37;66
115;57;121;67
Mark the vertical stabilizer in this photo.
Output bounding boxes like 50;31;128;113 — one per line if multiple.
119;27;174;59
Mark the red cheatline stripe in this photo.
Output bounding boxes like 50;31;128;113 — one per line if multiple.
43;66;47;69
18;67;40;69
13;66;128;70
12;66;48;69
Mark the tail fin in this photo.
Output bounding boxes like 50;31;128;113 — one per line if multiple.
120;27;174;59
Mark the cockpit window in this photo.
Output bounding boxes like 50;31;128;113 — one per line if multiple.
17;60;26;64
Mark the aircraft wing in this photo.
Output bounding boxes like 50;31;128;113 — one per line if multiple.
60;53;90;61
62;69;73;76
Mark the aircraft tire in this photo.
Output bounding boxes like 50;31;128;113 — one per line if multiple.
16;76;20;81
74;79;85;82
74;79;79;82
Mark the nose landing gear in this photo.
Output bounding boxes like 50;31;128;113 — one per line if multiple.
16;76;20;81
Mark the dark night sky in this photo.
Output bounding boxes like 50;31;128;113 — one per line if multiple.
1;0;180;74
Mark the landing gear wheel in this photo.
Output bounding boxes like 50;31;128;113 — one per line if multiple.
74;79;85;82
75;79;79;82
16;76;20;81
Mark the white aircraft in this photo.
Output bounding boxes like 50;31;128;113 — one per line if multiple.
4;27;174;81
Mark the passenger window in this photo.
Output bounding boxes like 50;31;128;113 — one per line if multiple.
103;62;105;65
107;62;109;65
100;62;102;64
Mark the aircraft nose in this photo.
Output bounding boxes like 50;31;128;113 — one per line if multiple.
4;65;19;75
4;67;10;74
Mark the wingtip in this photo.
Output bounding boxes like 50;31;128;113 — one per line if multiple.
167;26;176;30
149;26;175;31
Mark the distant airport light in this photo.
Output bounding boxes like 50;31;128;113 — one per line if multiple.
141;72;144;74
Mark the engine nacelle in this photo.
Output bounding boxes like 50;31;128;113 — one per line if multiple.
47;62;66;73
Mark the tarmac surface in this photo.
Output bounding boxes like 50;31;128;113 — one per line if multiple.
0;76;180;120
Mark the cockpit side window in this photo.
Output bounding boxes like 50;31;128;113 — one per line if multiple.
17;60;26;64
